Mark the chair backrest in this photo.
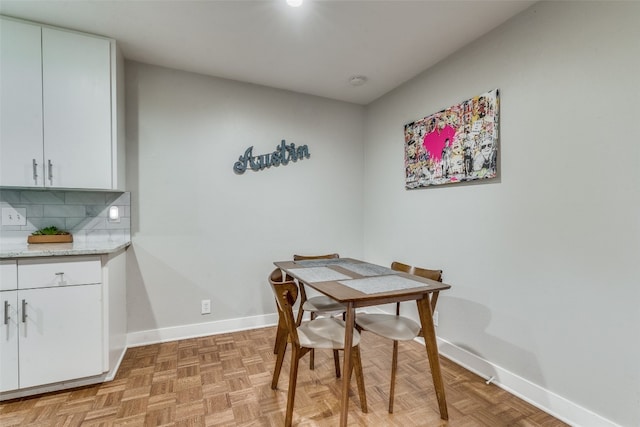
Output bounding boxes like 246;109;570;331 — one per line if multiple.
391;261;442;282
391;261;443;313
293;253;339;261
269;268;301;346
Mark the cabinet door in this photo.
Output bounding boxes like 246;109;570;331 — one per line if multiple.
0;291;19;392
0;18;44;187
18;284;103;388
42;28;112;190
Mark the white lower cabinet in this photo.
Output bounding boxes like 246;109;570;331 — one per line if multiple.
0;256;106;394
18;284;103;388
0;290;19;391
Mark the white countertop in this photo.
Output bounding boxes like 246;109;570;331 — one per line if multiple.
0;241;131;258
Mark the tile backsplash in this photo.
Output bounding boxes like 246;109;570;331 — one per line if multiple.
0;189;130;245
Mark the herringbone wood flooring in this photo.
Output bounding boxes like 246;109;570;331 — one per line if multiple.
0;326;568;426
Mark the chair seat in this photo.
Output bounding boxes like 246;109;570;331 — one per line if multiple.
302;295;347;313
356;313;421;341
298;317;361;349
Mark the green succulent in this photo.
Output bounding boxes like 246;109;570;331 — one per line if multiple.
32;226;70;236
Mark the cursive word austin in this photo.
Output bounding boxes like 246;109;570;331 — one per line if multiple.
233;140;310;174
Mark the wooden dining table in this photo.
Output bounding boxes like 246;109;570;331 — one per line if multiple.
274;258;451;426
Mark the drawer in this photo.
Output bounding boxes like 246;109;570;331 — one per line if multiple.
0;260;18;291
18;256;102;289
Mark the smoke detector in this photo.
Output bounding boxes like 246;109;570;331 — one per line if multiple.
349;75;368;87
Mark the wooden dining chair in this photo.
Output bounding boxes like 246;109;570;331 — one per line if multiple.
269;268;367;427
289;253;347;373
355;261;442;413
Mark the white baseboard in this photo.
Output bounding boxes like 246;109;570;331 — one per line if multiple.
126;313;279;348
125;312;619;427
423;336;621;427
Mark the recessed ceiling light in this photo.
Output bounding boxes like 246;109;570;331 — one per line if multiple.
287;0;303;7
349;75;368;87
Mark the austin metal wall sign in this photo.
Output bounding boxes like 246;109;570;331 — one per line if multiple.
233;140;310;174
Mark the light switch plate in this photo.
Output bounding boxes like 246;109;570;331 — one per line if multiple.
201;299;211;315
1;207;27;226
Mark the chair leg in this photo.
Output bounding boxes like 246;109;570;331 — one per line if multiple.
430;291;440;313
309;311;316;370
389;340;398;413
295;303;305;327
333;350;341;378
351;345;368;413
273;317;286;354
285;346;301;427
272;335;288;390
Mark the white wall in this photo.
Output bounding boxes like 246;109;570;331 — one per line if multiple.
124;2;639;425
363;2;639;426
125;62;364;334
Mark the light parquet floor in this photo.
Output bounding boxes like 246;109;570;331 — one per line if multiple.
0;326;568;426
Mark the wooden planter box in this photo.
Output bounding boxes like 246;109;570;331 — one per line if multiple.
27;234;73;244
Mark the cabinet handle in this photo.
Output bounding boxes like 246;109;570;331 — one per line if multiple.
3;300;9;325
48;159;53;182
32;158;39;183
21;299;27;323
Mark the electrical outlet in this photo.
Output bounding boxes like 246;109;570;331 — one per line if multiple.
1;207;27;226
201;299;211;315
433;310;439;327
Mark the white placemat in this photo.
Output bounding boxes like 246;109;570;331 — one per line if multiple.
338;263;398;277
288;267;352;283
338;275;426;294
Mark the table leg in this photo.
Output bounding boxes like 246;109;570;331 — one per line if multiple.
340;303;355;427
416;295;449;420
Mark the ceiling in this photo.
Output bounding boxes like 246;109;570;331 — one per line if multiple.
0;0;535;105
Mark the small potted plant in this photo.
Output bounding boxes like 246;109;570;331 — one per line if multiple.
27;226;73;244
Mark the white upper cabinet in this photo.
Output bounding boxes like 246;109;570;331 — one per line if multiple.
0;19;43;187
0;17;124;190
42;27;113;189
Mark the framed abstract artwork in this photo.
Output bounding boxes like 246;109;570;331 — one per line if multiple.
403;89;499;189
